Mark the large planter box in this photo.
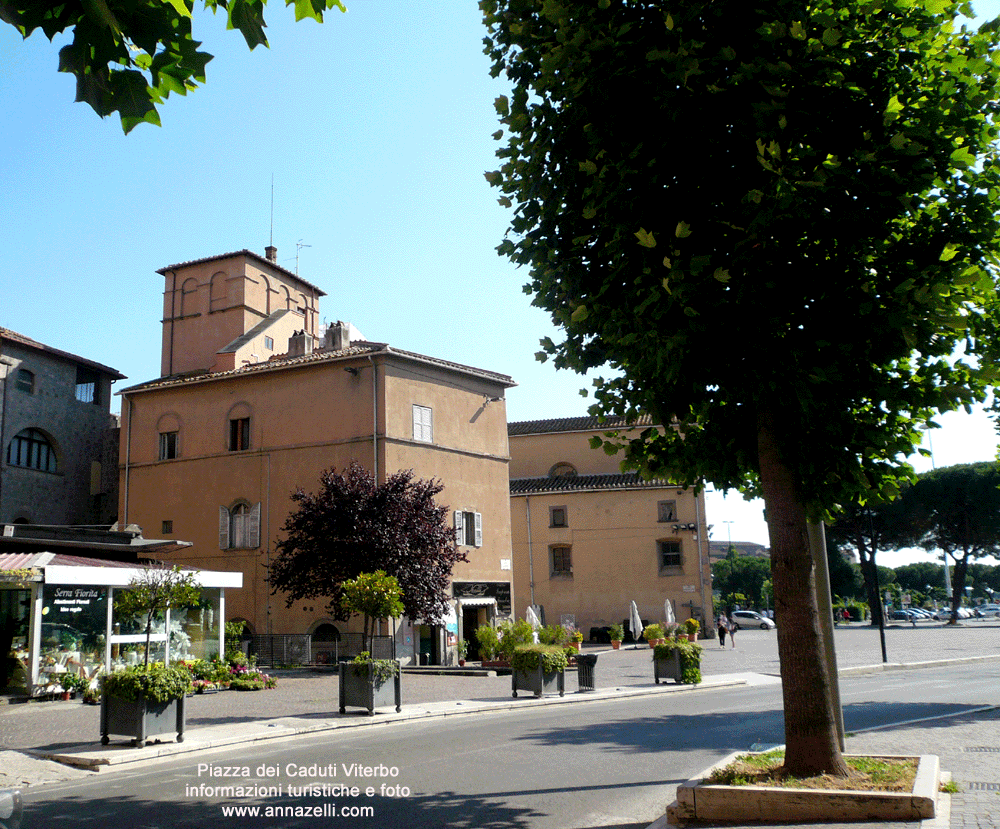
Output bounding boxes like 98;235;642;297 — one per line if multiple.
338;661;401;715
668;752;939;824
100;694;185;748
654;650;683;684
511;666;565;698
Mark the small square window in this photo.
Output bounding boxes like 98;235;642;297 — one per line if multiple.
229;417;250;451
15;369;34;393
658;539;682;571
75;367;100;404
658;500;677;522
161;520;173;535
551;545;572;577
159;431;178;460
264;336;274;350
549;506;568;528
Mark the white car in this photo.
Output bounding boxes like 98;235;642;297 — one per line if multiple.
730;610;776;630
975;604;1000;618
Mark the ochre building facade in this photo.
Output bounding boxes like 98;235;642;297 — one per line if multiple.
120;249;515;664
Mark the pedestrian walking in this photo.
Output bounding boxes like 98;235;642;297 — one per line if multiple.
717;614;727;648
728;618;737;649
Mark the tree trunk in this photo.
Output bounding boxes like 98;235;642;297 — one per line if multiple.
758;408;849;778
857;552;885;628
949;554;969;625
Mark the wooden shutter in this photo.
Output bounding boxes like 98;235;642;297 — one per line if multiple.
249;502;261;548
219;506;230;549
454;510;464;545
474;512;483;547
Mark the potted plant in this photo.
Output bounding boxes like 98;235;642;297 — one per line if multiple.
653;638;703;685
60;672;85;700
570;629;584;651
609;623;624;650
511;644;567;698
643;623;665;646
685;617;700;642
475;624;501;664
337;571;403;715
101;565;200;747
457;639;468;666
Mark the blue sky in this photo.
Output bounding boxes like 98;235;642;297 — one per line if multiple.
2;0;999;561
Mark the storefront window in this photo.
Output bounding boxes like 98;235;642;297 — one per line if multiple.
170;589;222;662
37;584;108;690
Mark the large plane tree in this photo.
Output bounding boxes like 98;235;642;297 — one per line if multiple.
483;0;1000;776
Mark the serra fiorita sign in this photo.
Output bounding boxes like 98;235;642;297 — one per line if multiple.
452;582;511;616
52;587;104;614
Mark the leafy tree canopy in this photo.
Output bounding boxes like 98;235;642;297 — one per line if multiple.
712;554;771;609
115;564;201;666
0;0;345;132
483;0;1000;777
269;462;467;625
906;461;1000;619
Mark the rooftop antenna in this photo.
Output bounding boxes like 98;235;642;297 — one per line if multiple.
294;240;311;276
269;174;274;248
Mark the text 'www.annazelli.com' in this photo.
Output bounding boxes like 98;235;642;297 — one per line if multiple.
220;803;375;818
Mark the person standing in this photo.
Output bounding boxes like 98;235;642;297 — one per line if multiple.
717;614;727;648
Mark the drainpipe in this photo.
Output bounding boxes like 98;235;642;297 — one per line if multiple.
368;355;378;481
525;496;535;608
166;270;177;376
123;396;133;526
0;354;10;518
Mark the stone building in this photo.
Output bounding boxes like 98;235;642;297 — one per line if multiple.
0;328;123;527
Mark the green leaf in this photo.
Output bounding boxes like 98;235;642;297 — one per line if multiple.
635;227;657;248
579;159;598;174
939;243;959;261
713;267;731;283
571;305;590;323
675;221;692;238
950;146;976;168
583;206;597;219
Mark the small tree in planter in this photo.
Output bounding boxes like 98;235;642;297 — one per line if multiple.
115;565;201;667
511;644;568;698
102;566;200;746
338;571;404;715
609;623;624;649
643;623;665;646
475;624;500;661
653;638;703;685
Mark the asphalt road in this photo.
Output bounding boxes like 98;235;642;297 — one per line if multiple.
19;660;1000;829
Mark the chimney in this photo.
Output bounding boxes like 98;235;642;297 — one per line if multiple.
265;245;277;263
287;330;314;357
325;320;352;352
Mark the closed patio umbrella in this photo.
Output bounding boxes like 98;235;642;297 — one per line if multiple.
630;601;643;649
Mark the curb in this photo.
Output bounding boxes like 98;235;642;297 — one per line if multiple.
28;676;748;771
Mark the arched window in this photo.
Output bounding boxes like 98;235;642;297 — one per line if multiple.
209;271;228;311
548;462;578;478
180;277;199;317
7;429;57;472
219;501;261;549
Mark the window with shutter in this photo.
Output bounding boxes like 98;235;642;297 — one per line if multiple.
219;506;230;549
455;510;483;547
413;405;433;443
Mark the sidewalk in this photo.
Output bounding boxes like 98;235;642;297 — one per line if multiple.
2;623;998;829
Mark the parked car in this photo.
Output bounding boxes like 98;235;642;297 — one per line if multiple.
974;604;1000;618
730;610;776;630
890;609;918;621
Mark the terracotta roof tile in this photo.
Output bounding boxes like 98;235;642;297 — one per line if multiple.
508;414;654;436
155;249;326;296
510;472;677;494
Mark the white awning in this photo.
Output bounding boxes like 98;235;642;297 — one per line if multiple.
456;597;496;607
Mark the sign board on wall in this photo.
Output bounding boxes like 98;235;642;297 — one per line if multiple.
452;581;512;616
